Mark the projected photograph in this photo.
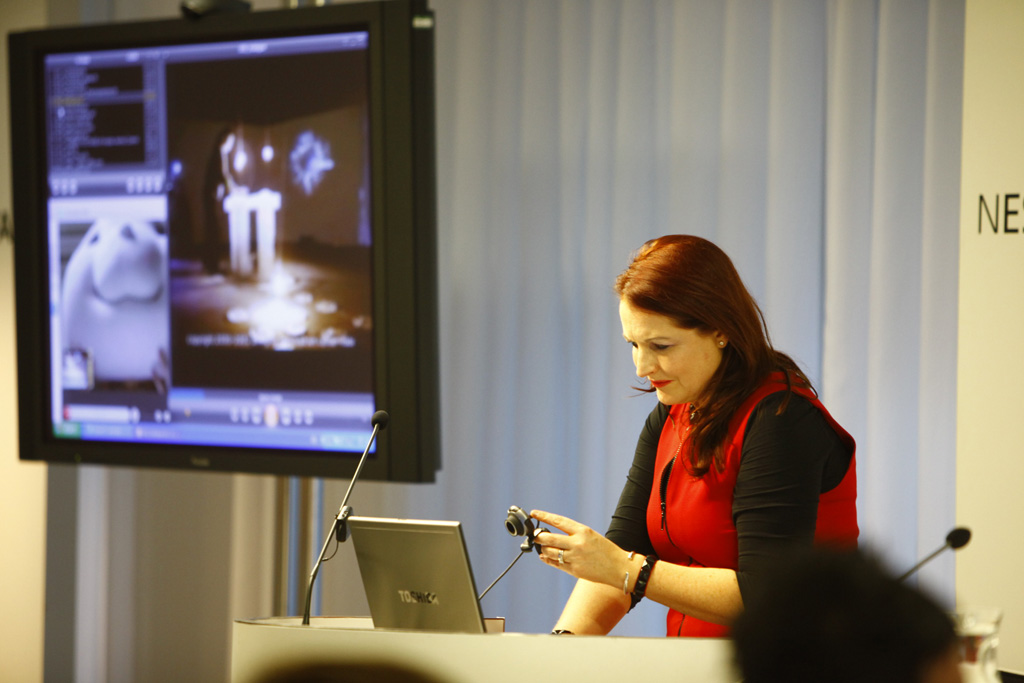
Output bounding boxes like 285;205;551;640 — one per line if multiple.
163;47;373;393
52;196;170;397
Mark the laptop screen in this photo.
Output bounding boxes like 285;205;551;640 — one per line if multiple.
347;516;487;634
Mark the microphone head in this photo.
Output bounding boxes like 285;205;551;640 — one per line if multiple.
946;527;971;550
371;410;390;429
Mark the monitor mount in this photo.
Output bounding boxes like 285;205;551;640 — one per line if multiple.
181;0;252;19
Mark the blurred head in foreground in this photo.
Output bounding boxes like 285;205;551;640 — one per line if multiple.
255;661;450;683
731;548;961;683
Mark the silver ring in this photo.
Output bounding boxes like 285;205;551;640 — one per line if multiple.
558;549;565;565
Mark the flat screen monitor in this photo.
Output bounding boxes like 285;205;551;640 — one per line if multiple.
7;0;439;481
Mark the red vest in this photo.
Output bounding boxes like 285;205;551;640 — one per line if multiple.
645;374;858;637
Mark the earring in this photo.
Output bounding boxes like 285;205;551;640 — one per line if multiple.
718;340;726;348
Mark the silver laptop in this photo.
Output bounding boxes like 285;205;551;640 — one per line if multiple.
347;516;488;634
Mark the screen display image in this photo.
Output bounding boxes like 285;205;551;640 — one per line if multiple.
9;1;439;480
49;32;375;453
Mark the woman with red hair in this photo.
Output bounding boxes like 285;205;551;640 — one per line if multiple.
531;235;858;637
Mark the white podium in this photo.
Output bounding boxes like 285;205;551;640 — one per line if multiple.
231;617;741;683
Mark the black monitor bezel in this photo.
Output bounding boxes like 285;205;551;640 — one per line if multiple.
7;0;439;482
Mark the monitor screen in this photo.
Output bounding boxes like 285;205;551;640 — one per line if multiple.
9;1;439;481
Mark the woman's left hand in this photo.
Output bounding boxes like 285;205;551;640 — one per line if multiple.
530;509;631;589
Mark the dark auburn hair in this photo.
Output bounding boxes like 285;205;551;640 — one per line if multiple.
614;234;810;476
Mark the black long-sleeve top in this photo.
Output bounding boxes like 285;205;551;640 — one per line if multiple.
605;392;854;602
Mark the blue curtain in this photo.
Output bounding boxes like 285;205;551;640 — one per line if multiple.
319;0;964;636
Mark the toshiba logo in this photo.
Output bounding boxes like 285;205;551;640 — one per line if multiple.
397;590;439;605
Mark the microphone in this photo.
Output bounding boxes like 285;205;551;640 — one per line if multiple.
302;409;389;625
897;527;972;582
334;410;389;543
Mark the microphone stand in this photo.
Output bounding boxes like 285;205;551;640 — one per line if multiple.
301;410;388;625
897;527;972;582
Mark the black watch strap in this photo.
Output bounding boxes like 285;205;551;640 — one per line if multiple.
629;555;658;611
